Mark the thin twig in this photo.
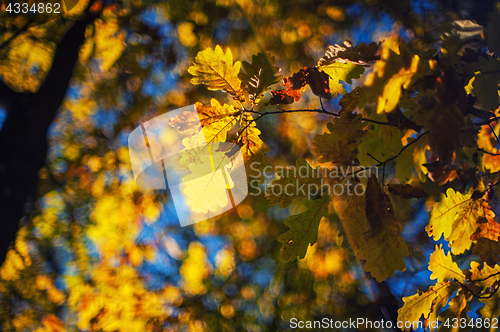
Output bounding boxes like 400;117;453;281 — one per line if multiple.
342;131;429;180
489;123;500;146
247;108;396;126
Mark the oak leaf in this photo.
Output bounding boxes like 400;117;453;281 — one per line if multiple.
472;55;500;111
266;158;327;208
427;188;484;255
335;184;409;282
238;52;282;104
312;110;367;165
317;61;365;97
398;282;458;332
277;194;330;262
188;45;243;100
364;44;435;113
428;245;465;283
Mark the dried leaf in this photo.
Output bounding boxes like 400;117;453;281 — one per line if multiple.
312;110;367;165
387;183;428;199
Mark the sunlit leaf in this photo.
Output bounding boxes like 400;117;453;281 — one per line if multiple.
427;188;484;255
364;44;436;113
188;45;243;100
277;194;330;262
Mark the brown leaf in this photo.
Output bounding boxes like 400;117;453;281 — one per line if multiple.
387;184;429;199
386;107;422;133
268;77;302;105
305;67;332;99
473;238;500;267
424;104;465;166
365;175;398;238
320;40;380;66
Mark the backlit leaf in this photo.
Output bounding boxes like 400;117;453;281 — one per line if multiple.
427;188;484;255
238;52;282;104
317;61;365;97
398;282;458;332
188;45;243;100
312;110;367;165
277;194;330;262
364;44;435;113
428;245;465;283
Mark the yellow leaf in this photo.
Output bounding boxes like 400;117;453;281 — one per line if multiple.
364;44;435;113
427;188;483;255
398;282;458;332
429;245;465;282
235;113;270;188
188;45;243;100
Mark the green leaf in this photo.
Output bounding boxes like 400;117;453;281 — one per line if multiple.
472;55;500;111
427;188;483;255
238;52;282;104
317;62;364;97
188;45;243;100
484;12;500;55
266;158;327;209
277;194;330;262
339;86;366;113
312;110;367;165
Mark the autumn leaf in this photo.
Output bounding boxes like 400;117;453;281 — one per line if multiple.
277;194;330;262
312;110;367;165
317;61;365;97
238;52;282;104
319;41;380;66
398;282;459;332
268;77;303;105
188;45;243;100
335;184;409;282
473;238;500;268
365;175;398;238
171;100;239;169
357;124;404;167
424;104;464;166
485;12;500;55
387;183;428;199
427;188;484;255
428;245;465;283
364;44;436;113
339;86;366;113
472;55;500;111
195;99;240;142
266;158;328;208
235;113;270;187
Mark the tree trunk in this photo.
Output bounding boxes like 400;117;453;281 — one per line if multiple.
0;15;95;266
